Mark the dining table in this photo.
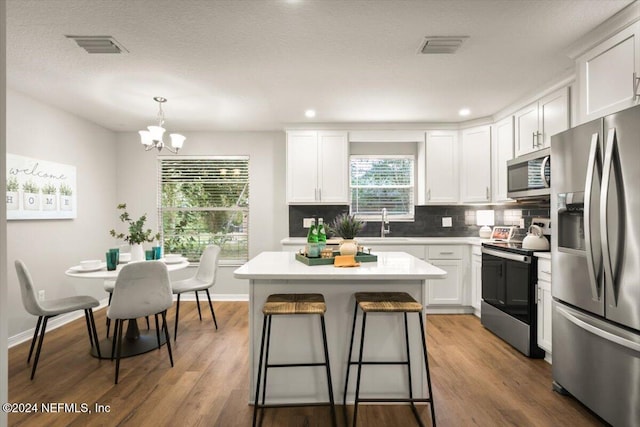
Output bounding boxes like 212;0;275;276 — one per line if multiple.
65;258;190;359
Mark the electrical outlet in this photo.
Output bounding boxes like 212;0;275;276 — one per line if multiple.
303;218;314;228
442;217;452;227
38;290;45;301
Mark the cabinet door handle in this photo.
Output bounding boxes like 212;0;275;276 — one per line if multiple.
427;189;431;200
532;131;537;147
318;188;322;201
314;188;318;201
439;251;454;255
634;72;640;99
541;270;551;275
486;186;489;199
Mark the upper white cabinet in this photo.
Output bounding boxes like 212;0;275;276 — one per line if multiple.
286;131;349;204
514;87;569;157
425;131;459;203
492;117;513;203
460;125;491;203
577;22;640;123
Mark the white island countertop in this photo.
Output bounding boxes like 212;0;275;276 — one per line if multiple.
233;251;447;281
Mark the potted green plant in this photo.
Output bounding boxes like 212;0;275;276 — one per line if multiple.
6;176;19;210
328;213;365;255
59;183;73;211
110;203;160;261
42;182;57;211
22;180;40;210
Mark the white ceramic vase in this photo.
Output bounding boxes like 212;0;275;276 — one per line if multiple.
130;243;145;262
339;239;358;256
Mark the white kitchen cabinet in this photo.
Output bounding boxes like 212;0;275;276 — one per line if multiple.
471;245;482;317
515;87;569;156
425;131;459;203
492;117;513;202
286;130;349;204
426;245;468;309
536;257;552;356
577;22;640;124
460;125;491;203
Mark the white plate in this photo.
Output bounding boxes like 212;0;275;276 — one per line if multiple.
162;257;186;264
68;262;107;273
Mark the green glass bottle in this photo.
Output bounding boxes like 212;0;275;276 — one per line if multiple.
317;218;327;251
306;218;319;257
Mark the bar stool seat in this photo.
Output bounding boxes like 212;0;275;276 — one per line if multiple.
355;292;423;312
253;293;336;427
344;291;436;427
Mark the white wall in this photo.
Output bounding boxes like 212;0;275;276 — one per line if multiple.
6;90;118;337
1;1;8;423
114;130;288;296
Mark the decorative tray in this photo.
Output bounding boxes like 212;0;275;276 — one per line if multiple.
295;251;377;266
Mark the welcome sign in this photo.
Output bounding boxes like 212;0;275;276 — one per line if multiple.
6;154;77;220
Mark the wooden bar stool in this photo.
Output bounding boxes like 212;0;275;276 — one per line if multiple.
252;293;337;427
343;292;436;427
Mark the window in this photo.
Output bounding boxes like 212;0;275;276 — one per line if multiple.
349;155;415;220
159;156;249;264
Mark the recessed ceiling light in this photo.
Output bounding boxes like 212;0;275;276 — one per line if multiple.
459;108;471;117
305;109;316;118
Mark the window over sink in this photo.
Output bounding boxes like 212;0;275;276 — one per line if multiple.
158;156;249;264
349;155;415;220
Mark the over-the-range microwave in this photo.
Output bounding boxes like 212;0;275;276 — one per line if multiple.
507;148;550;200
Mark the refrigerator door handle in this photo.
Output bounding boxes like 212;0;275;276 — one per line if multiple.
584;133;602;301
600;128;617;305
556;304;640;353
540;155;550;188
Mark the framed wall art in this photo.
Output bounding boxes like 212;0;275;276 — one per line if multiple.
6;154;77;220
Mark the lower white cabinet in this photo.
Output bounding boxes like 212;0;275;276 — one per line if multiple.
471;245;482;317
426;245;469;311
536;257;552;356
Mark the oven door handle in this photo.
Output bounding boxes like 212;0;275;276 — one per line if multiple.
540;155;550;188
481;247;532;264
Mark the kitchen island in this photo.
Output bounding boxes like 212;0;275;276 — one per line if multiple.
234;251;447;404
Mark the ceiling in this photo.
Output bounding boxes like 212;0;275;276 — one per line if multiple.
6;0;635;132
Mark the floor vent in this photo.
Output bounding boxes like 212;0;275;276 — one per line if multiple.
418;36;469;54
65;35;129;54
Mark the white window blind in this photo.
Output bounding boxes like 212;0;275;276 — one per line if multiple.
158;156;249;264
350;155;415;219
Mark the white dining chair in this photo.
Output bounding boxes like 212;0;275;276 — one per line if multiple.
107;261;174;384
14;260;102;380
172;245;220;340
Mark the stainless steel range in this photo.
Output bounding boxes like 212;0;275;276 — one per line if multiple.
480;220;550;358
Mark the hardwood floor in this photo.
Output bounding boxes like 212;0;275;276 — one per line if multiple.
8;302;606;426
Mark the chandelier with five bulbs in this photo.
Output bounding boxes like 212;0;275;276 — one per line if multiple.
138;97;185;154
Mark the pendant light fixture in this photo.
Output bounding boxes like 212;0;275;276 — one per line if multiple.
138;97;185;153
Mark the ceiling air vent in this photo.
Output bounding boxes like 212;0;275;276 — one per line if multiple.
65;35;128;54
418;36;469;54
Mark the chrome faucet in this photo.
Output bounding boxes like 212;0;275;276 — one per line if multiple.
380;208;390;237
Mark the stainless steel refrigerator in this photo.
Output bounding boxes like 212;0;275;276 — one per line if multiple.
551;104;640;427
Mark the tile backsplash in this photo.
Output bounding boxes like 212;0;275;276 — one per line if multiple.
288;201;550;238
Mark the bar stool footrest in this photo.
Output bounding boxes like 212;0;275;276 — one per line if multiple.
255;402;335;409
356;398;432;403
347;360;409;366
267;362;328;368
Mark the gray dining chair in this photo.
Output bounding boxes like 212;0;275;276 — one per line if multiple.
107;260;174;384
15;260;102;380
171;245;220;340
104;280;149;338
